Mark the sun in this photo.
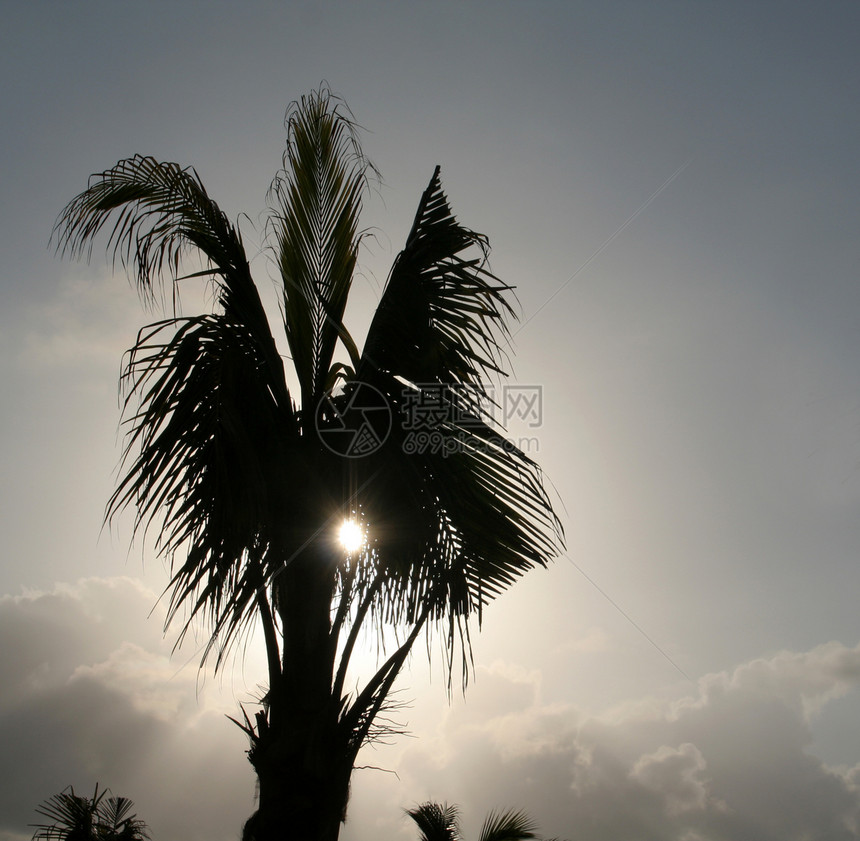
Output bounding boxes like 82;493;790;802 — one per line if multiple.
338;518;365;553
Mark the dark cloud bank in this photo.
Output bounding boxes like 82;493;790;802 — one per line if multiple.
3;580;860;841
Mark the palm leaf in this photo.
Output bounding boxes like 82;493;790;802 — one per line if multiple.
54;155;244;307
350;168;562;677
112;311;296;667
478;809;538;841
52;157;295;669
407;802;462;841
362;165;513;388
96;796;150;841
269;85;372;407
30;785;148;841
32;787;99;841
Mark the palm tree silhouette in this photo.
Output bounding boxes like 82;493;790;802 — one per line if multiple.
53;85;562;841
31;785;149;841
407;801;565;841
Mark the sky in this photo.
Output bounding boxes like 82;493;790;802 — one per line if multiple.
2;1;860;839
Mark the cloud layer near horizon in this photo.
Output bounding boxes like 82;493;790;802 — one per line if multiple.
3;578;860;841
0;578;252;841
366;649;860;841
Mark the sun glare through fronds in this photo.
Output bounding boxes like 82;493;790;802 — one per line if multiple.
338;519;365;554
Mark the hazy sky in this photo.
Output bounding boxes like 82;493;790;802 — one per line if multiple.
3;2;860;839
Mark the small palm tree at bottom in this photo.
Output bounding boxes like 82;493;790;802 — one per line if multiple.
406;801;567;841
31;785;150;841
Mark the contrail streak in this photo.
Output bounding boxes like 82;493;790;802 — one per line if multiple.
514;158;692;337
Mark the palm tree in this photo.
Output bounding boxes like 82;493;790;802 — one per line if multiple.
53;85;562;841
407;801;560;841
31;785;149;841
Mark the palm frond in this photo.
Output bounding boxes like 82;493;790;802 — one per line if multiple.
109;311;295;668
97;797;150;841
52;154;287;390
478;808;538;841
407;802;462;841
53;155;245;307
54;155;296;671
32;787;100;841
346;169;562;681
339;610;427;754
31;785;148;841
361;165;513;389
269;84;373;407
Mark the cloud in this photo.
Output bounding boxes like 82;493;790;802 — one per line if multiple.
368;642;860;841
6;579;860;841
630;743;713;817
16;261;219;376
17;267;141;372
0;578;253;841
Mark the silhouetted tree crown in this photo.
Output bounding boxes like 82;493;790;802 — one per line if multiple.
54;84;562;841
32;785;149;841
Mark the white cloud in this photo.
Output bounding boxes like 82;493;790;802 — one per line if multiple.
362;643;860;841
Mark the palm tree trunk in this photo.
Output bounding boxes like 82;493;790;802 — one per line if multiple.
243;542;350;841
243;717;352;841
